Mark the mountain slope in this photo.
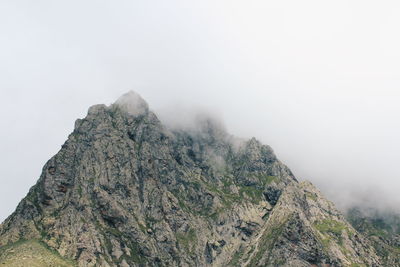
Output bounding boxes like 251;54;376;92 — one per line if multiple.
0;240;75;267
0;92;385;266
347;207;400;266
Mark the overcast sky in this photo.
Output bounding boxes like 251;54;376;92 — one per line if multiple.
1;0;400;222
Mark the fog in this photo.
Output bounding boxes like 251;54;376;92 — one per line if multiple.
1;0;400;222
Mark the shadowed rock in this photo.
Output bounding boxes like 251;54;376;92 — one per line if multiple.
0;92;387;267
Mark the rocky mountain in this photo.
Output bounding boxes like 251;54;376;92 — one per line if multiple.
0;91;392;266
346;207;400;266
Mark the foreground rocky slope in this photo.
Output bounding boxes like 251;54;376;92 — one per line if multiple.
347;207;400;266
0;92;387;266
0;240;74;267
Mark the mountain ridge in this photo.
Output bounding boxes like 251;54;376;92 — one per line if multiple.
0;91;392;266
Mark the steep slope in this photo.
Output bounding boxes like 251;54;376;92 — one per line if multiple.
237;181;381;266
0;240;75;267
347;207;400;266
0;92;384;266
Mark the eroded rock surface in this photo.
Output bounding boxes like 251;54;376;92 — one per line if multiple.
0;92;387;266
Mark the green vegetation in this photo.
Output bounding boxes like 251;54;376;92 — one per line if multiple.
229;246;245;266
77;185;83;196
248;218;289;266
238;174;278;204
204;173;278;206
124;240;147;264
105;226;123;238
0;239;76;267
348;263;367;267
314;219;346;237
103;236;114;257
346;208;400;265
314;219;353;248
305;192;317;201
206;178;240;208
92;218;148;265
176;228;197;254
137;222;147;233
169;172;280;222
238;185;264;204
255;174;278;186
347;207;400;238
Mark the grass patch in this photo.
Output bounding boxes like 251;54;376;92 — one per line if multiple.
314;219;346;237
248;217;289;266
255;174;278;186
314;219;350;246
229;246;245;266
305;192;317;201
238;185;264;204
0;239;76;267
176;228;197;254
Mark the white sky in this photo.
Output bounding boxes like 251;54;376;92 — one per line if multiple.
1;0;400;222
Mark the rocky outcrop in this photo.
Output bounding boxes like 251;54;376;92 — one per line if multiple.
0;91;387;266
347;207;400;266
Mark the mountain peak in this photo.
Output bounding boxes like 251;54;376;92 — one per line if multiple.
113;90;149;116
0;93;389;267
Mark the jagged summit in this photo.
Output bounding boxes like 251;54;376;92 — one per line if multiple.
0;93;390;266
113;91;149;116
87;91;149;118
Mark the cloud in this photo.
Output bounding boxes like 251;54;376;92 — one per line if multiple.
1;0;400;222
114;91;149;116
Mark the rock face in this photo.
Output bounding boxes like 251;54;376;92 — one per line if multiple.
0;91;387;266
347;207;400;266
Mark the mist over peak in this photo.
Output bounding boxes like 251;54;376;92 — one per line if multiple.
1;2;400;254
113;90;149;116
1;92;390;266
